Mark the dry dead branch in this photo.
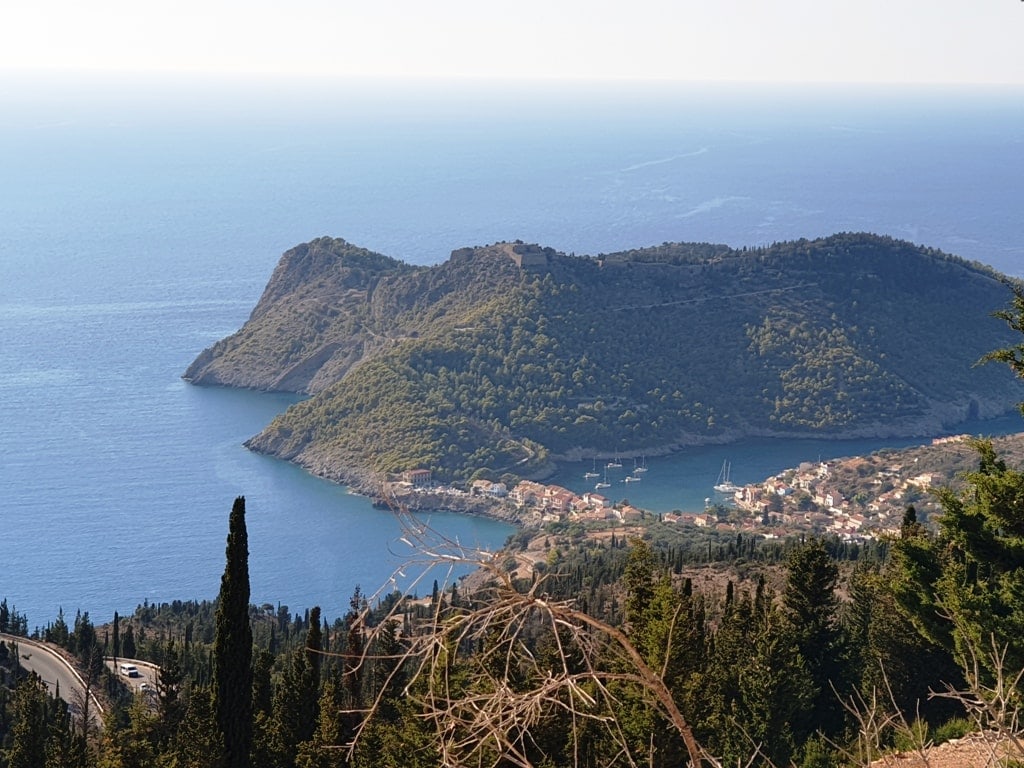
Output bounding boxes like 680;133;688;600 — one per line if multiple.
929;635;1024;762
331;504;714;767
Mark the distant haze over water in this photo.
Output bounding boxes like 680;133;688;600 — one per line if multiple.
1;75;1021;626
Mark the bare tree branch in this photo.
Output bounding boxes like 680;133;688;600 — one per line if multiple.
323;502;713;767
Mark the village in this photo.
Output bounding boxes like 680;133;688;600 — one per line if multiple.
388;432;988;542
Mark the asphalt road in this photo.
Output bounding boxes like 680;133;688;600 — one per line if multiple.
104;656;161;697
0;632;104;722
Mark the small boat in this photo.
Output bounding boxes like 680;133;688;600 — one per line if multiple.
595;468;612;489
714;460;740;494
633;455;648;473
584;458;599;479
624;475;641;483
606;453;623;469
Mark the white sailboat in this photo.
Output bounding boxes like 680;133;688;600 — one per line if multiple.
714;460;739;494
595;468;611;489
606;453;623;469
633;455;648;474
584;458;599;479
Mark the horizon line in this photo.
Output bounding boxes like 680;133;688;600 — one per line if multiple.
3;66;1024;89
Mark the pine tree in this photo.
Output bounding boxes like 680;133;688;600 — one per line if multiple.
622;538;656;638
172;687;225;768
49;608;69;648
213;496;253;768
5;675;48;768
156;639;185;749
73;610;98;663
294;671;348;768
252;648;275;719
782;538;845;740
44;697;89;768
271;648;319;767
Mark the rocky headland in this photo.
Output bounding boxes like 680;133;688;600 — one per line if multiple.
184;233;1024;494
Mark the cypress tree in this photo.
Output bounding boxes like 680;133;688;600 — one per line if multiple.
122;623;137;659
112;610;120;661
306;605;323;682
214;495;254;768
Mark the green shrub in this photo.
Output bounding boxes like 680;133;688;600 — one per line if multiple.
930;716;974;744
892;718;929;752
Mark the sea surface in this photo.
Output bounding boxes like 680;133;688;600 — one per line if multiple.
1;73;1022;627
547;412;1024;514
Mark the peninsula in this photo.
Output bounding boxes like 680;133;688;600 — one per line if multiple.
184;233;1024;494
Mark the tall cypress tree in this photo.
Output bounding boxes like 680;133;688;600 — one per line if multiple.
112;610;121;661
306;605;323;682
214;495;253;768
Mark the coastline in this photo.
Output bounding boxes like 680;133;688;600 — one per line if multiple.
250;400;1019;482
245;405;1024;530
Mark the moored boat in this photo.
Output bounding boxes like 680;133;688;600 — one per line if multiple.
714;460;739;494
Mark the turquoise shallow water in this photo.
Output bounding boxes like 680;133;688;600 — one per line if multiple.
1;75;1022;627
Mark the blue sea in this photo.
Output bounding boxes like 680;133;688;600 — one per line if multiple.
2;73;1022;627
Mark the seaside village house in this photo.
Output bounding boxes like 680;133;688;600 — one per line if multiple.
471;479;508;498
401;468;432;488
510;480;617;523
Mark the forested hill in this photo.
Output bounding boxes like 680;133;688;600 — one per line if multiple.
183;233;1024;487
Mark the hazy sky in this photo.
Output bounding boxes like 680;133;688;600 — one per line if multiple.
1;0;1022;84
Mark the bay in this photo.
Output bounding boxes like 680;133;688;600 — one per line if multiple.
547;413;1024;514
1;74;1022;628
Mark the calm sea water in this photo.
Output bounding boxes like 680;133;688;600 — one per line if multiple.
2;74;1022;627
548;411;1024;514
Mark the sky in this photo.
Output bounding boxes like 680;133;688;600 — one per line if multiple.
1;0;1022;84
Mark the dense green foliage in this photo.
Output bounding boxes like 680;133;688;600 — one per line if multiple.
892;439;1024;681
188;233;1023;484
0;507;1019;767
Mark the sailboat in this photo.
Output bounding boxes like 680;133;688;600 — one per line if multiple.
606;453;623;469
584;458;599;479
714;460;739;494
633;455;648;474
595;468;611;489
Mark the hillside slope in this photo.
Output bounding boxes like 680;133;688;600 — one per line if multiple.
184;234;1024;488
